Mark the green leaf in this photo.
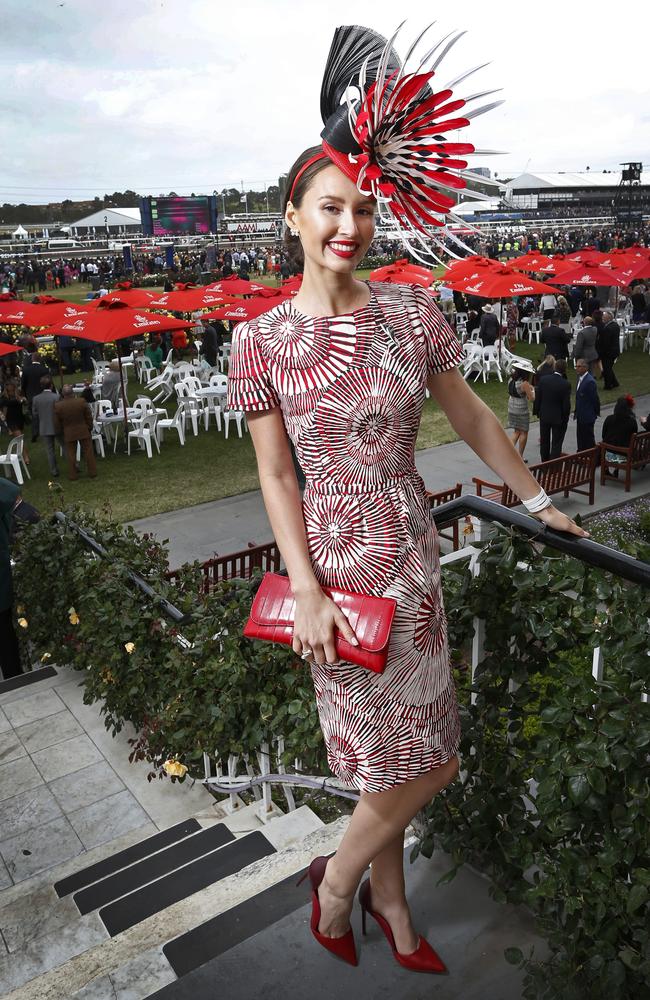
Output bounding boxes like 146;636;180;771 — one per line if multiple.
504;947;524;966
567;774;590;805
627;884;649;914
587;768;607;795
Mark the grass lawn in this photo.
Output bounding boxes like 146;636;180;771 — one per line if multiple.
15;281;650;523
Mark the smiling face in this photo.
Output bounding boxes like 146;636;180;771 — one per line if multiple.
286;164;376;275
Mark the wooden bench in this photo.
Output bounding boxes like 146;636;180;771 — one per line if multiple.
473;448;598;507
425;483;463;550
600;432;650;492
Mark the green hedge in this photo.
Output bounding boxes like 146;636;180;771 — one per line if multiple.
13;504;650;999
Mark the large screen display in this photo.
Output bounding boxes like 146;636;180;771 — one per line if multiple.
140;196;217;236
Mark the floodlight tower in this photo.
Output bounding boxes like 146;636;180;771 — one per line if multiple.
613;162;643;223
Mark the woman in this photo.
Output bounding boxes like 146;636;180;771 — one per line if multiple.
601;395;638;464
478;303;499;345
555;294;572;333
0;380;28;462
507;362;536;459
228;23;587;975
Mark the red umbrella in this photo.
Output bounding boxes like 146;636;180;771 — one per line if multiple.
370;266;435;288
615;258;650;284
565;246;602;263
102;283;159;307
205;276;268;295
445;256;500;278
509;252;553;271
539;255;577;276
451;267;553;297
370;259;433;281
281;275;303;292
0;343;22;358
203;292;290;323
545;260;629;288
45;302;193;426
147;283;240;312
0;300;89;326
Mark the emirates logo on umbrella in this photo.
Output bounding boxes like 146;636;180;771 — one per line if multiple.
133;313;159;327
62;319;86;330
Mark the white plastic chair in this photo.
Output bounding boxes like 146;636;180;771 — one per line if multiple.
148;368;175;404
481;346;503;382
208;373;228;391
135;356;157;385
525;319;543;345
180;398;202;437
0;435;29;485
127;413;160;459
156;404;186;446
223;408;246;439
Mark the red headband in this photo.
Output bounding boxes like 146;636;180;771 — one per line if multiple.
288;150;329;204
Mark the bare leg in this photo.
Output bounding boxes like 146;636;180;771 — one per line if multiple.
517;432;528;457
316;756;458;941
510;429;520;450
368;830;419;954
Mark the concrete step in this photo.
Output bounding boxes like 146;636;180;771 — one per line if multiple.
2;805;330;1000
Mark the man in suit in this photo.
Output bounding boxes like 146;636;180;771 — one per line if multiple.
597;310;620;390
540;320;571;360
574;357;600;451
21;351;50;408
534;360;572;461
53;384;96;481
32;377;60;476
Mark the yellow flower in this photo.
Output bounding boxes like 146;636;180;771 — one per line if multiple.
17;617;28;629
16;605;25;615
68;607;80;626
48;481;53;489
124;642;135;654
163;760;188;778
40;652;52;662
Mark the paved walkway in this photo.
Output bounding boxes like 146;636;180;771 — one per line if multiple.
130;394;650;568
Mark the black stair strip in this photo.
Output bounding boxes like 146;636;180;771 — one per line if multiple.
163;864;309;977
74;823;235;915
55;819;202;898
0;666;56;695
100;831;276;937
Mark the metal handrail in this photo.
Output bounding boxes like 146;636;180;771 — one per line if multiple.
53;511;190;624
54;495;648;635
430;496;649;588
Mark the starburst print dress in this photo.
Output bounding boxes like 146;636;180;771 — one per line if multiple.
227;281;464;793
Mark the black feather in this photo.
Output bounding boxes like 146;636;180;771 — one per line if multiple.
319;24;401;124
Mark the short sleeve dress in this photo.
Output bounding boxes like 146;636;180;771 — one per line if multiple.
227;281;464;792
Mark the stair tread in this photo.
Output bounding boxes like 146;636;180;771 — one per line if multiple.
55;819;202;899
74;823;235;915
100;831;276;937
0;666;57;696
163;865;309;977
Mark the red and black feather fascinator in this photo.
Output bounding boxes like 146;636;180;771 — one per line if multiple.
306;23;503;264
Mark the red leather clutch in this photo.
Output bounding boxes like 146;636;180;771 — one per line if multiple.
243;572;397;674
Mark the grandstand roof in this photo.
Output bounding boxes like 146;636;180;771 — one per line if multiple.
71;207;141;228
508;171;650;191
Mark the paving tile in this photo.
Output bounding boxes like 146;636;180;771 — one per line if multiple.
72;946;176;999
31;733;103;783
0;756;43;804
0;814;84;883
67;789;151;850
49;760;125;814
0;855;11;890
16;709;84;753
0;911;107;992
2;689;65;728
0;709;11;735
0;885;81;952
0;785;62;842
0;731;26;766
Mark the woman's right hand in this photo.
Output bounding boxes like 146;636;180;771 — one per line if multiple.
292;588;359;665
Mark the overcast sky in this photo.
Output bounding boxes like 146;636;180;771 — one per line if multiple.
2;0;649;204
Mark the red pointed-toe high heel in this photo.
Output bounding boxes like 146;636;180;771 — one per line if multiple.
296;856;358;966
358;879;447;974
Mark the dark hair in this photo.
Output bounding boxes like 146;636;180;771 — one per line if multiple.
40;375;52;389
282;146;333;272
613;395;633;417
555;358;567;375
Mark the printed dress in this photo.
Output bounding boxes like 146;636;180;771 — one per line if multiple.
227;281;464;793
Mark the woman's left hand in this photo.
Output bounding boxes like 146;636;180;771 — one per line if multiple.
532;504;589;538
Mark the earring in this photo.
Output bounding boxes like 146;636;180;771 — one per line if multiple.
290;228;300;238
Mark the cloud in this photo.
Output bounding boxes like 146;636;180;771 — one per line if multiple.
0;0;648;203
